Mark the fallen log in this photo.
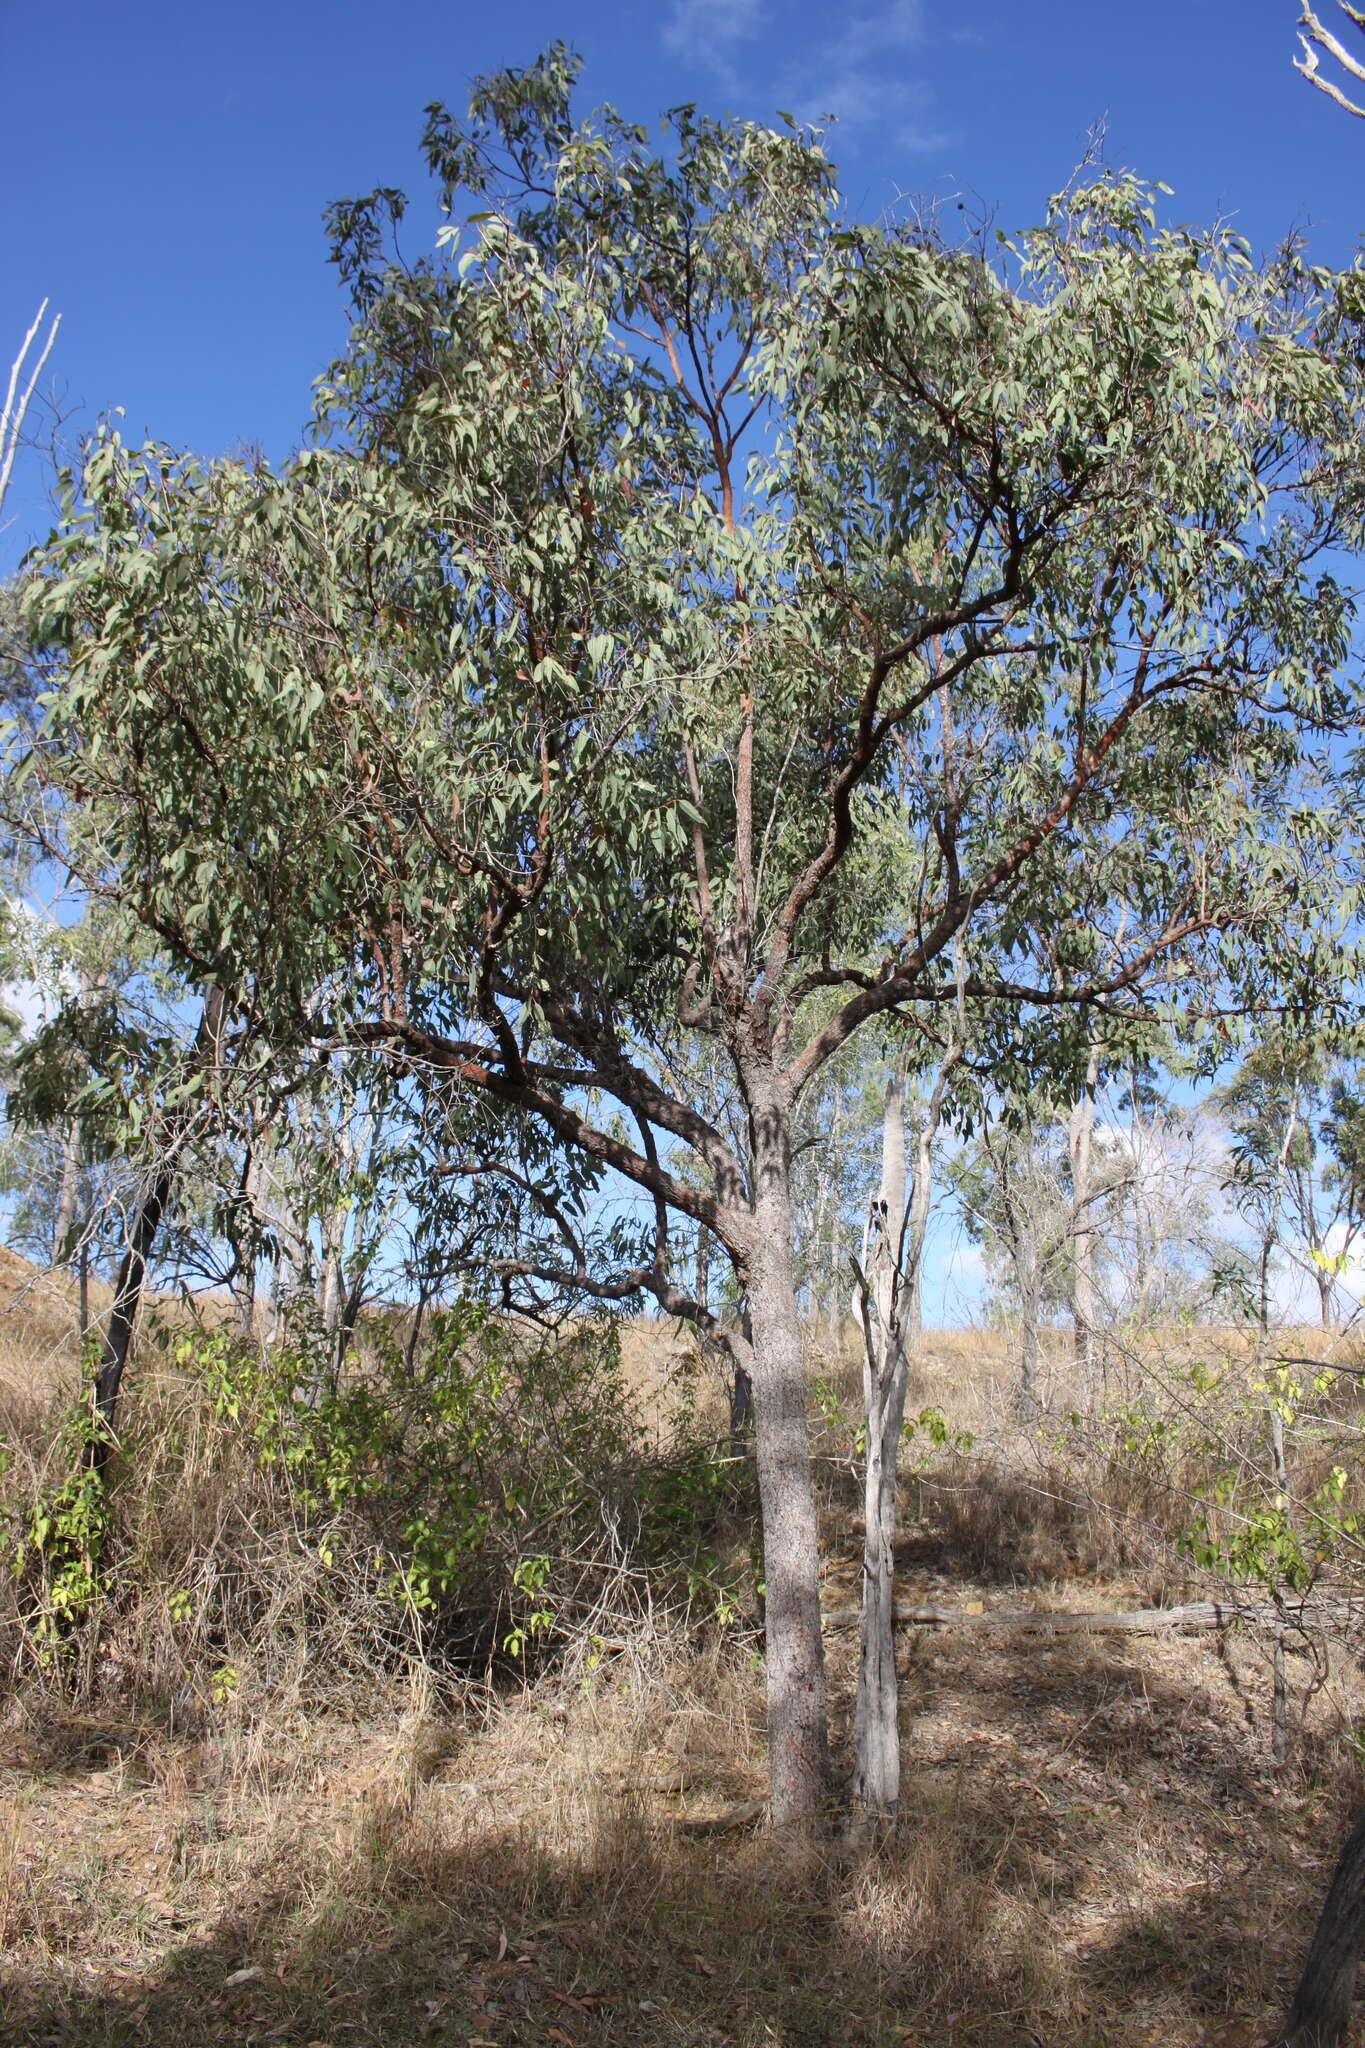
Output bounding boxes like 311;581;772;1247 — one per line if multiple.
670;1797;767;1836
820;1597;1360;1635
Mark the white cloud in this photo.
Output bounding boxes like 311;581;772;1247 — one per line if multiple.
660;0;946;153
662;0;767;73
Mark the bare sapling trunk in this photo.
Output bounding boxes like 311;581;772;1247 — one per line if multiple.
1017;1263;1042;1420
904;1108;932;1342
1261;1102;1297;1768
1282;1807;1365;2046
86;987;226;1475
824;1080;845;1345
1317;1261;1335;1330
51;1117;81;1267
1069;1037;1100;1397
743;1111;831;1827
853;1063;908;1816
729;1304;755;1443
852;1041;961;1817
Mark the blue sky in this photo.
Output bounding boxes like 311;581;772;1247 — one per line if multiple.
2;0;1361;571
3;1;1362;1323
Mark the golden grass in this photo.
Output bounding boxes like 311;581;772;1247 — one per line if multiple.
4;1304;1365;2045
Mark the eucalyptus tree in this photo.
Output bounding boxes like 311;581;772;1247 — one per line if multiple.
1217;1038;1365;1328
22;53;1365;1819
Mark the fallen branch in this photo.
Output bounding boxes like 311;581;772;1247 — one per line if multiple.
820;1597;1361;1635
669;1797;768;1836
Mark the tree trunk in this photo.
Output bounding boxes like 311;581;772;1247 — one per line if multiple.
824;1082;844;1345
1018;1266;1042;1420
1069;1038;1100;1393
1283;1808;1365;2046
853;1064;909;1816
51;1117;81;1267
745;1168;831;1827
86;1168;171;1475
905;1113;932;1341
1317;1263;1335;1331
85;987;225;1477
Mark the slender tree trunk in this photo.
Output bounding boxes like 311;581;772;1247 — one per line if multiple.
824;1082;844;1345
404;1285;431;1375
1069;1038;1100;1395
905;1114;932;1342
235;1137;269;1341
86;1171;171;1475
1317;1264;1335;1331
1018;1264;1042;1420
1283;1808;1365;2046
85;987;225;1477
51;1117;81;1267
744;1142;831;1827
810;1166;829;1335
853;1063;909;1816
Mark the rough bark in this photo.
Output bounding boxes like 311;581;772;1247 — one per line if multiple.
1283;1808;1365;2046
695;1220;711;1315
745;1172;831;1827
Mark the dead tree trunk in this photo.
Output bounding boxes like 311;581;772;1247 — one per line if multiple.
852;1038;962;1818
1282;1807;1365;2046
853;1062;908;1817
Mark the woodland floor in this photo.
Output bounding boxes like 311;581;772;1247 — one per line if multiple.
2;1326;1363;2047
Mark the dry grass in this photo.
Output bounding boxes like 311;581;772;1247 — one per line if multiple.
5;1306;1365;2046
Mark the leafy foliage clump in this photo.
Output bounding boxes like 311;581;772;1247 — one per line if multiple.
1;1311;752;1714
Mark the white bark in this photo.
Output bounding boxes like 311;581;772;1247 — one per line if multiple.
1068;1037;1101;1392
1298;3;1365;117
0;303;59;521
852;1039;961;1817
